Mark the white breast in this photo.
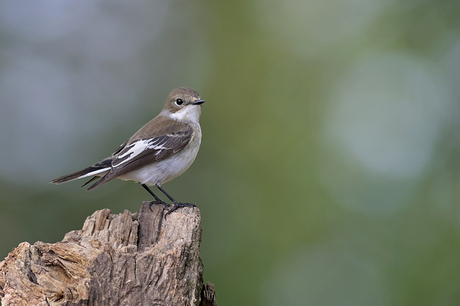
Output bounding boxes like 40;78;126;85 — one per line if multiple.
118;124;202;186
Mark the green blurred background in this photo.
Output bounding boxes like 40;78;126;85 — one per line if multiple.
1;0;460;305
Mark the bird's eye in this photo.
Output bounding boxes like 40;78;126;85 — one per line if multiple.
175;99;183;105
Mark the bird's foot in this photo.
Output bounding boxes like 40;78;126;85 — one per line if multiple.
149;199;170;211
165;202;196;217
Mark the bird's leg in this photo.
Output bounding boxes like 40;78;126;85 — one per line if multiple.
141;184;170;211
156;185;196;216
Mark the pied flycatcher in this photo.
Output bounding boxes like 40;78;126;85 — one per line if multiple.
51;87;205;215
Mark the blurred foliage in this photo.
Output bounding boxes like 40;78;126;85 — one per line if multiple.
1;0;460;305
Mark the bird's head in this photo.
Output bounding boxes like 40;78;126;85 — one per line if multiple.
161;87;205;123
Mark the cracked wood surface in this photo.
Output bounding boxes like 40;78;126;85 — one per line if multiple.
0;202;217;306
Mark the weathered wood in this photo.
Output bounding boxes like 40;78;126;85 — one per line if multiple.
0;202;217;306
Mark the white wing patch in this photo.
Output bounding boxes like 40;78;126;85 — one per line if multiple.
77;167;110;179
114;138;168;167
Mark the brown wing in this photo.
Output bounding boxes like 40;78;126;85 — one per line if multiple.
86;120;193;190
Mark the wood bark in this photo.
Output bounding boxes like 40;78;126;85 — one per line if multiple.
0;202;216;306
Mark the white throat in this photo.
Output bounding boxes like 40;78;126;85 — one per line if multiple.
166;105;201;123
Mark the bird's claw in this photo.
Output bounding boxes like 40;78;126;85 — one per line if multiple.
164;202;196;217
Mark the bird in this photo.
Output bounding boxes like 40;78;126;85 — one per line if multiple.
51;87;205;215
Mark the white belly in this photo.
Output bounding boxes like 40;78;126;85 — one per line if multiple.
118;132;201;186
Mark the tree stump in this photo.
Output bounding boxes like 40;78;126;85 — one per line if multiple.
0;202;217;306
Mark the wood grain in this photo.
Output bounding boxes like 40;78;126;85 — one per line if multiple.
0;202;216;306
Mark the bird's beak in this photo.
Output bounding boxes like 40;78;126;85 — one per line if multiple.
193;100;205;105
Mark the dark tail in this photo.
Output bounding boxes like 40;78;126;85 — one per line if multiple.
51;159;112;185
86;170;117;190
